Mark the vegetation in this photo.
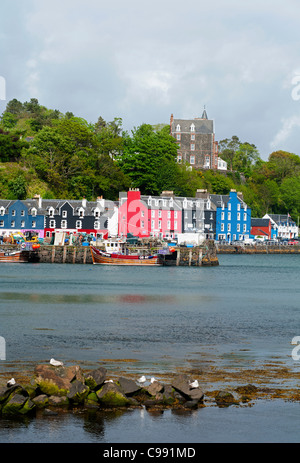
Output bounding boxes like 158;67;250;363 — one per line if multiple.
1;98;300;222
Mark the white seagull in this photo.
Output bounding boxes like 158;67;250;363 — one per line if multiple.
104;379;114;383
150;377;157;383
7;378;16;387
138;375;146;384
189;379;199;388
50;358;64;367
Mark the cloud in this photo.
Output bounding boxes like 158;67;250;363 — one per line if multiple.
2;0;300;158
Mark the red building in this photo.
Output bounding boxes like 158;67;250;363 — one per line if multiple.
250;218;271;240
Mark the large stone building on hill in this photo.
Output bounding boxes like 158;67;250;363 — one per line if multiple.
170;109;226;171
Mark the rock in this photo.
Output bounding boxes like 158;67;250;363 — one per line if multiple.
97;382;130;407
171;374;204;403
48;395;69;406
43;408;58;416
215;390;237;406
118;377;141;396
32;394;49;408
0;384;27;403
67;380;90;403
1;394;35;415
84;367;107;390
34;364;84;396
146;381;164;397
235;384;258;395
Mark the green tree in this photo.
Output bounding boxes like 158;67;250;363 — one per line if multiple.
117;124;178;195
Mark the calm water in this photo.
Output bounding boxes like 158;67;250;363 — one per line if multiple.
0;254;300;443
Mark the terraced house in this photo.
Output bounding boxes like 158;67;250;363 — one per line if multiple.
0;198;44;239
211;190;251;242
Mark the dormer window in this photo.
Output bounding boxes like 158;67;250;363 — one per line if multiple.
176;124;181;132
31;208;37;217
190;123;195;132
62;210;67;218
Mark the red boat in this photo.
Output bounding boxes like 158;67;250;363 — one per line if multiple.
0;249;30;263
90;245;162;266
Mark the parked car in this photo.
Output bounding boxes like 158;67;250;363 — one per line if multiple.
288;240;299;245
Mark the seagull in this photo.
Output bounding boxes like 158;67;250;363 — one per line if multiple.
7;378;16;387
150;377;157;383
104;380;114;383
50;358;64;367
138;375;146;384
189;379;199;388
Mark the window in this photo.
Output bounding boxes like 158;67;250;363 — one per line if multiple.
151;220;155;229
221;212;225;220
190;155;195;164
94;221;100;229
32;221;36;228
228;203;231;211
158;210;162;218
62;210;67;218
176;133;181;140
227;223;231;232
141;210;144;217
237;212;240;221
237;204;240;211
190;143;195;151
244;213;247;221
221;223;224;232
11;221;15;227
141;221;144;228
167;221;170;229
191;134;195;140
21;210;25;216
0;221;3;227
50;220;55;228
167;211;171;219
32;209;37;217
177;154;182;163
174;221;177;229
49;208;54;218
176;124;181;132
21;221;25;228
228;212;231;220
0;209;4;216
61;220;67;228
237;224;240;232
174;211;178;219
12;210;16;216
243;224;247;232
190;123;195;132
76;220;82;229
158;220;162;228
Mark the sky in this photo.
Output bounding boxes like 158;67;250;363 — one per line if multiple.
1;0;300;160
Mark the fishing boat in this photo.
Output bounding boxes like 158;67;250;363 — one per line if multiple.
0;248;30;263
90;245;162;266
0;242;40;263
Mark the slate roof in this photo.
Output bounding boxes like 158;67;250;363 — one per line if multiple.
251;218;270;227
171;117;214;134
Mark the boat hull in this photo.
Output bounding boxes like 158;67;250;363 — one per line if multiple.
0;250;30;263
90;246;162;266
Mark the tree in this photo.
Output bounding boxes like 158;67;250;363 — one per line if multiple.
117;124;178;195
218;136;241;171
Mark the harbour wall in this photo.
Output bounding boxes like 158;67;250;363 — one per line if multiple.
216;244;300;254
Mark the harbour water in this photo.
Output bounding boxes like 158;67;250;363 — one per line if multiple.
0;253;300;443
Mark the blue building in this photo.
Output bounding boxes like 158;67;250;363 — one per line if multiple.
210;190;251;242
0;198;45;238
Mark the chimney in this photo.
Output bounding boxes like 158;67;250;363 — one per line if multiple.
33;194;42;208
82;196;87;207
160;191;174;198
196;189;209;199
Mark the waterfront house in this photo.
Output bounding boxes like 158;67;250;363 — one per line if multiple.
210;189;251;242
0;198;44;239
263;213;298;240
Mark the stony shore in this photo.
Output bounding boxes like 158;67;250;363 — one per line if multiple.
1;359;300;418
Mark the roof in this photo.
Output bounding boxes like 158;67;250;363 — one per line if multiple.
171;117;214;134
251;218;270;227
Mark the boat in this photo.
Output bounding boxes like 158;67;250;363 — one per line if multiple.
0;248;30;263
90;245;162;266
0;242;40;263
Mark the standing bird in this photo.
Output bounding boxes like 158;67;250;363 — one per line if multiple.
138;375;146;384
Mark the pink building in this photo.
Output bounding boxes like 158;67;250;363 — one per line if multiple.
118;189;182;239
